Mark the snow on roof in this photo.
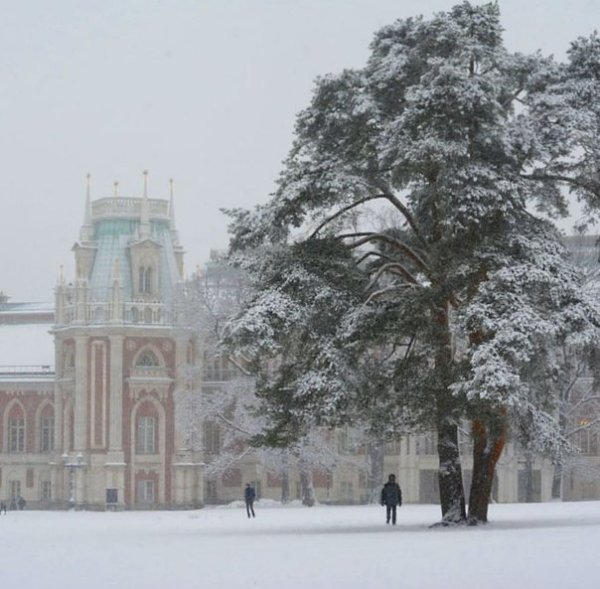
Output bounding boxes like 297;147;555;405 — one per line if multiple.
0;323;54;369
0;301;53;314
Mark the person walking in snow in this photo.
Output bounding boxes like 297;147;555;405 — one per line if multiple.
244;483;256;518
0;501;6;514
381;474;402;525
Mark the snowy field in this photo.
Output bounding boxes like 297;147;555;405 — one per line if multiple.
2;500;599;589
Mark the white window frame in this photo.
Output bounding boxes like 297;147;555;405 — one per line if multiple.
136;479;155;504
9;480;21;500
136;416;156;454
41;416;55;452
8;418;25;452
41;480;52;501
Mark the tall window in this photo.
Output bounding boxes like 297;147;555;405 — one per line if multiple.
337;429;356;455
136;416;156;454
203;352;237;381
203;421;221;454
41;481;52;501
41;415;55;452
574;421;599;455
139;266;152;295
205;480;218;503
9;480;21;501
137;350;159;367
136;480;156;504
415;433;437;456
341;481;354;501
64;348;75;369
8;417;25;452
384;439;401;455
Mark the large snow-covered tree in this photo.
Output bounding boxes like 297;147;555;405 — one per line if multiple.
176;254;372;505
224;2;600;523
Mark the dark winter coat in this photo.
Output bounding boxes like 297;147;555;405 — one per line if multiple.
244;486;256;502
381;481;402;507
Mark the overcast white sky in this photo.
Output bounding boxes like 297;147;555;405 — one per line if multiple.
0;0;598;301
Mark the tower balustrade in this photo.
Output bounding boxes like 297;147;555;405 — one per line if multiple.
55;290;182;326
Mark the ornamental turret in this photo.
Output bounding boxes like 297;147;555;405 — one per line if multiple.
56;172;184;326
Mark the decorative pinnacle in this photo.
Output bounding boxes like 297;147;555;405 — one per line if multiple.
113;181;119;197
143;170;149;198
140;170;150;239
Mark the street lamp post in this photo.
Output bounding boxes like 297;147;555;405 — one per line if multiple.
62;452;85;509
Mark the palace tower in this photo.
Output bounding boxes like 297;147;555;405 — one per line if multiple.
52;174;201;508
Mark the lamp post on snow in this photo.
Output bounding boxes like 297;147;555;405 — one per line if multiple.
62;452;85;509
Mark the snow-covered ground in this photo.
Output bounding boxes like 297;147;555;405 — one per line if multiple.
2;500;599;589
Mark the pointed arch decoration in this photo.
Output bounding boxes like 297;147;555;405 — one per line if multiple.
128;344;173;400
4;399;26;453
35;400;56;453
133;344;164;368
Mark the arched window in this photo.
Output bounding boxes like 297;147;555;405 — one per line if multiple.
135;401;158;454
7;404;25;453
144;307;153;324
64;347;75;369
203;421;221;454
136;416;156;453
137;350;159;367
136;479;156;504
138;266;153;295
40;405;55;452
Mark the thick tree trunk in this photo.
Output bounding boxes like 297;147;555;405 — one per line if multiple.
437;421;467;523
468;417;506;524
433;300;467;524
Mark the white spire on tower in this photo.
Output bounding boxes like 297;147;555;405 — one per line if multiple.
140;170;150;239
79;173;94;242
169;177;180;245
